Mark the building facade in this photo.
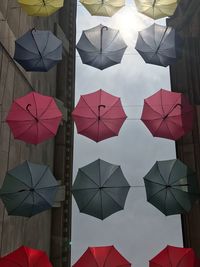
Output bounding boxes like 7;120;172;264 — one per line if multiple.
168;0;200;257
0;1;76;267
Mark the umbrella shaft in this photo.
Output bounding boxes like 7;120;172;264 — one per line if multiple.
100;26;108;53
152;0;156;7
42;0;46;5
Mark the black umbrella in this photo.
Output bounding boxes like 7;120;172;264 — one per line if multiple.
77;24;127;70
135;23;183;67
72;159;130;220
14;29;62;72
144;159;200;215
0;161;58;217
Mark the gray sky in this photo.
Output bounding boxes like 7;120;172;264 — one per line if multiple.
72;2;183;267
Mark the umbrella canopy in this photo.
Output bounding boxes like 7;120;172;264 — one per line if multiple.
72;159;130;220
0;246;52;267
6;92;62;144
77;24;127;70
72;89;127;142
134;0;178;20
18;0;64;17
141;89;194;140
73;246;131;267
14;29;62;72
150;245;199;267
135;23;183;67
0;161;58;217
144;159;200;216
80;0;125;17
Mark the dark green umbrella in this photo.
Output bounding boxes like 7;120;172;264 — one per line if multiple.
144;159;200;215
0;161;58;217
72;159;130;220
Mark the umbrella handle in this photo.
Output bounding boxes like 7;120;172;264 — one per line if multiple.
98;104;106;120
100;26;108;53
26;104;39;122
163;103;182;119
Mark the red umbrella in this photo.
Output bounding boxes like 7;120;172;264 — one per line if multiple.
141;89;194;140
72;89;127;142
0;246;52;267
150;245;199;267
73;246;131;267
6;92;62;144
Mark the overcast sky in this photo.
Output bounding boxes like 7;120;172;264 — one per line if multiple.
71;1;183;267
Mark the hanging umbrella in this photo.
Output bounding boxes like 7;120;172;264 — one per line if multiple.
6;92;62;145
73;246;131;267
77;24;127;70
144;159;200;216
80;0;125;17
18;0;64;17
14;29;62;72
0;161;58;217
141;89;194;140
150;245;199;267
134;0;178;20
0;246;52;267
72;89;127;142
72;159;130;220
135;23;183;67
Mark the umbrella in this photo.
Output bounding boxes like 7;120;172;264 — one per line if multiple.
6;92;62;144
18;0;64;17
72;89;127;142
150;245;199;267
80;0;125;17
77;24;127;70
0;246;52;267
143;159;200;216
141;89;194;140
135;23;183;67
14;29;62;72
134;0;178;20
73;246;131;267
0;161;58;217
72;159;130;220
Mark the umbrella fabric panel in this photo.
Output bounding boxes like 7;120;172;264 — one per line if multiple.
0;246;53;267
80;0;125;17
14;30;62;72
134;0;178;20
18;0;64;16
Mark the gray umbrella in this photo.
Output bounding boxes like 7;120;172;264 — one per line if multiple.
0;161;58;217
14;29;62;72
144;159;200;216
72;159;130;220
76;24;127;70
135;23;183;67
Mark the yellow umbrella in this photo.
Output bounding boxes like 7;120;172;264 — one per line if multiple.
134;0;178;20
80;0;125;17
18;0;64;17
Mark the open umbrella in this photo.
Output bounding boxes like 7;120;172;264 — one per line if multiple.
18;0;64;17
141;89;194;140
72;89;127;142
72;159;130;220
77;24;127;70
150;245;199;267
135;23;183;67
0;161;58;217
134;0;178;20
80;0;125;17
0;246;52;267
6;92;62;144
14;29;62;72
73;246;131;267
144;159;199;216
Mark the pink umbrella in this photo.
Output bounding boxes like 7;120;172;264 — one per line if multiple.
6;92;62;144
72;89;127;142
141;89;194;140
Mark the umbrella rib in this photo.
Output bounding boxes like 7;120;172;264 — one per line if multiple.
34;166;50;188
147;187;167;202
137;34;156;52
26;161;34;188
157;162;169;185
166;247;173;267
176;250;193;267
143;101;163;117
79;190;99;213
14;42;40;57
102;188;124;209
101;166;120;187
8;191;32;215
170;173;195;186
103;246;114;267
79;169;100;187
88;248;101;267
81;96;98;117
168;160;178;184
169;188;188;211
0;173;31;192
144;179;166;187
34;190;54;206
